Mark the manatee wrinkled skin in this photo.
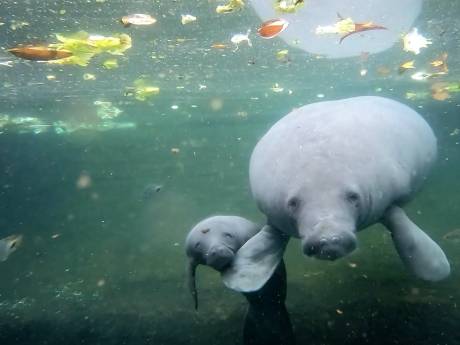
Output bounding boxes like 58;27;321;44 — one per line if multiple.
223;96;450;292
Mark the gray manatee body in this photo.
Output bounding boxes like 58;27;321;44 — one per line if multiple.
222;96;450;292
185;216;295;345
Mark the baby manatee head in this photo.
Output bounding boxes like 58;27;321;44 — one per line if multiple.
185;216;260;309
185;221;246;271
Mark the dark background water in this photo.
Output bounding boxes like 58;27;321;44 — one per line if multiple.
0;0;460;344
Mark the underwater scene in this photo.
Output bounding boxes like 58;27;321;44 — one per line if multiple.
0;0;460;344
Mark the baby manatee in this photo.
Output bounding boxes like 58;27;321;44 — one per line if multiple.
185;216;295;345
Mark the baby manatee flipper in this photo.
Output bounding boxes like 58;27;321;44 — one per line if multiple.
186;259;199;310
222;226;289;293
382;205;450;281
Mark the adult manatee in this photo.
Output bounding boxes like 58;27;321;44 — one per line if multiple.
222;96;450;292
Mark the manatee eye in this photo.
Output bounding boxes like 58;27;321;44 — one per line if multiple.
345;191;360;206
287;197;299;212
223;232;233;239
194;242;201;249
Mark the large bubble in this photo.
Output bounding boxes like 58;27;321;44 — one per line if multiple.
250;0;422;58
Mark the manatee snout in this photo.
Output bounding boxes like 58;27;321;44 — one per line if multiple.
301;221;357;260
206;245;235;271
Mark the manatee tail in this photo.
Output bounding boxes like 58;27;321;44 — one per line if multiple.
186;259;199;310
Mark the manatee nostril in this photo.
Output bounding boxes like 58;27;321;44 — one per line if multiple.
209;247;222;257
331;235;340;244
319;238;327;246
287;197;300;212
346;191;360;206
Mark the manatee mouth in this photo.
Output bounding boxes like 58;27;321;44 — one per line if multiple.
206;245;235;271
302;231;357;261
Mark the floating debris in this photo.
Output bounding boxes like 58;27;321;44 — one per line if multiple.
0;113;135;135
83;73;96;81
274;0;304;13
410;71;445;81
270;83;284;93
216;0;245;14
431;90;450;101
94;100;122;119
102;58;118;69
450;129;460;136
231;29;252;51
210;98;224;111
276;49;289;61
211;43;228;49
0;60;13;67
9;20;29;30
76;172;92;189
410;71;432;81
1;116;51;134
257;18;289;39
0;114;10;128
431;81;460;101
315;14;387;43
405;91;429;100
398;60;415;74
126;78;160;101
171;148;180;154
8;45;73;61
48;31;132;66
405;92;416;100
181;14;197;25
431;82;450;101
402;28;431;55
53;120;136;134
430;52;448;73
0;234;22;262
120;14;156;27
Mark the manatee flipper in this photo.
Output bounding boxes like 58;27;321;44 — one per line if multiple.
222;225;289;293
382;205;450;281
186;259;199;309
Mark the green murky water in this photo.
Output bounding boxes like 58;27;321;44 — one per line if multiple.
0;0;459;344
